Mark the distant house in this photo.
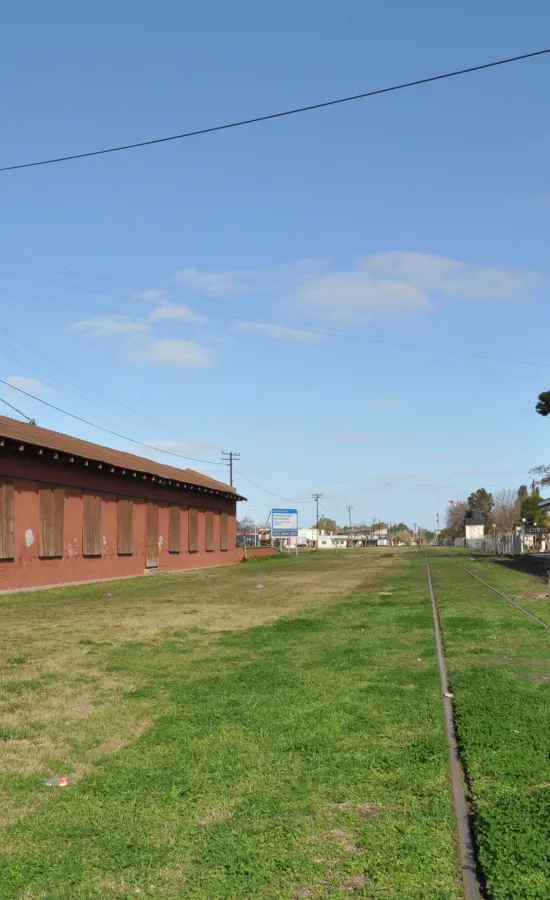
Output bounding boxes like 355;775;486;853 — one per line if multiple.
316;528;389;549
318;534;349;549
464;509;485;540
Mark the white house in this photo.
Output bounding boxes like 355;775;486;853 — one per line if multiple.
317;533;350;549
464;510;485;540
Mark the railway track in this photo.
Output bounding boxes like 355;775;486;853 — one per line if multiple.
457;563;550;630
426;553;549;898
425;557;481;900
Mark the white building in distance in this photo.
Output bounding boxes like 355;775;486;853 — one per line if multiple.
464;509;485;540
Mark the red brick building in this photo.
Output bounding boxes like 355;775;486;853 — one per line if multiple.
0;415;244;592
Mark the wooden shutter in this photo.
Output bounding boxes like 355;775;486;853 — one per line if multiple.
205;511;215;551
118;498;133;554
220;512;228;551
169;507;180;552
83;495;102;556
0;483;14;559
188;508;199;552
39;488;64;558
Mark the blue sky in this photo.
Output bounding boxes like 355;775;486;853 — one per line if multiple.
1;0;549;530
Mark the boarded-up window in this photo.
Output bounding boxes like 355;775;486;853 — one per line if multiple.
169;507;180;552
205;511;215;551
0;483;14;559
39;488;64;558
220;513;228;551
118;498;133;555
83;495;102;556
188;508;199;552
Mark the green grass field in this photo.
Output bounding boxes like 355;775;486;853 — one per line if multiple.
426;553;550;900
0;549;548;898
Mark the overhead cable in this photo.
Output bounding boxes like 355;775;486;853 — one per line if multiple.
0;378;225;466
235;469;315;504
0;395;35;424
1;48;549;172
0;323;223;450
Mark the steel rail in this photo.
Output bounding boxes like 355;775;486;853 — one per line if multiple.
426;558;481;900
457;565;550;630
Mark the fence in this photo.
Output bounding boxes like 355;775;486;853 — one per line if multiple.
458;534;523;555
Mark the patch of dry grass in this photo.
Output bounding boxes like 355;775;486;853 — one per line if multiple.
0;550;406;856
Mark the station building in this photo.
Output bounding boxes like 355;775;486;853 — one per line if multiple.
0;415;244;592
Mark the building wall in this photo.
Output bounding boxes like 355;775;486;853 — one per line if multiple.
240;546;279;559
465;523;484;540
0;455;239;592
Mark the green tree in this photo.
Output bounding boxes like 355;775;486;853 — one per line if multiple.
467;487;493;517
520;488;548;526
315;517;338;532
517;484;528;501
530;466;550;488
446;503;466;538
535;390;550;417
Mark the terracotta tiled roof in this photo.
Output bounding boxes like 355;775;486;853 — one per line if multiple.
0;415;244;499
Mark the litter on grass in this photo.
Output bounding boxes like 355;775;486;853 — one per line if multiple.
43;776;75;787
256;584;264;589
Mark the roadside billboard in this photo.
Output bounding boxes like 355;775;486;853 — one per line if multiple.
271;508;299;535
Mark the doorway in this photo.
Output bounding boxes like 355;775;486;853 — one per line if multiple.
146;503;159;568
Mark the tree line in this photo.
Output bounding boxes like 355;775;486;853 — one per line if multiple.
443;484;548;539
314;519;435;544
443;390;550;538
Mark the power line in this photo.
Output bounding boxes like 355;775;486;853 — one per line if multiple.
0;381;505;499
0;395;36;424
0;322;223;450
235;469;315;504
2;48;549;173
0;378;225;467
6;253;550;374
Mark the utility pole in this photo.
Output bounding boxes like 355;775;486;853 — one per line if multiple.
346;505;353;530
312;493;323;548
221;450;240;487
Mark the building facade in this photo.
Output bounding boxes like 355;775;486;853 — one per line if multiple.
0;416;244;592
464;509;485;540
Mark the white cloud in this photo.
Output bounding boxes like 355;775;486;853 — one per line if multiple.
173;267;250;295
134;288;170;304
334;433;379;443
455;468;526;476
6;376;47;394
367;395;401;407
363;251;536;300
289;251;537;321
143;338;212;368
234;321;324;342
295;271;428;318
69;315;149;338
150;304;205;324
